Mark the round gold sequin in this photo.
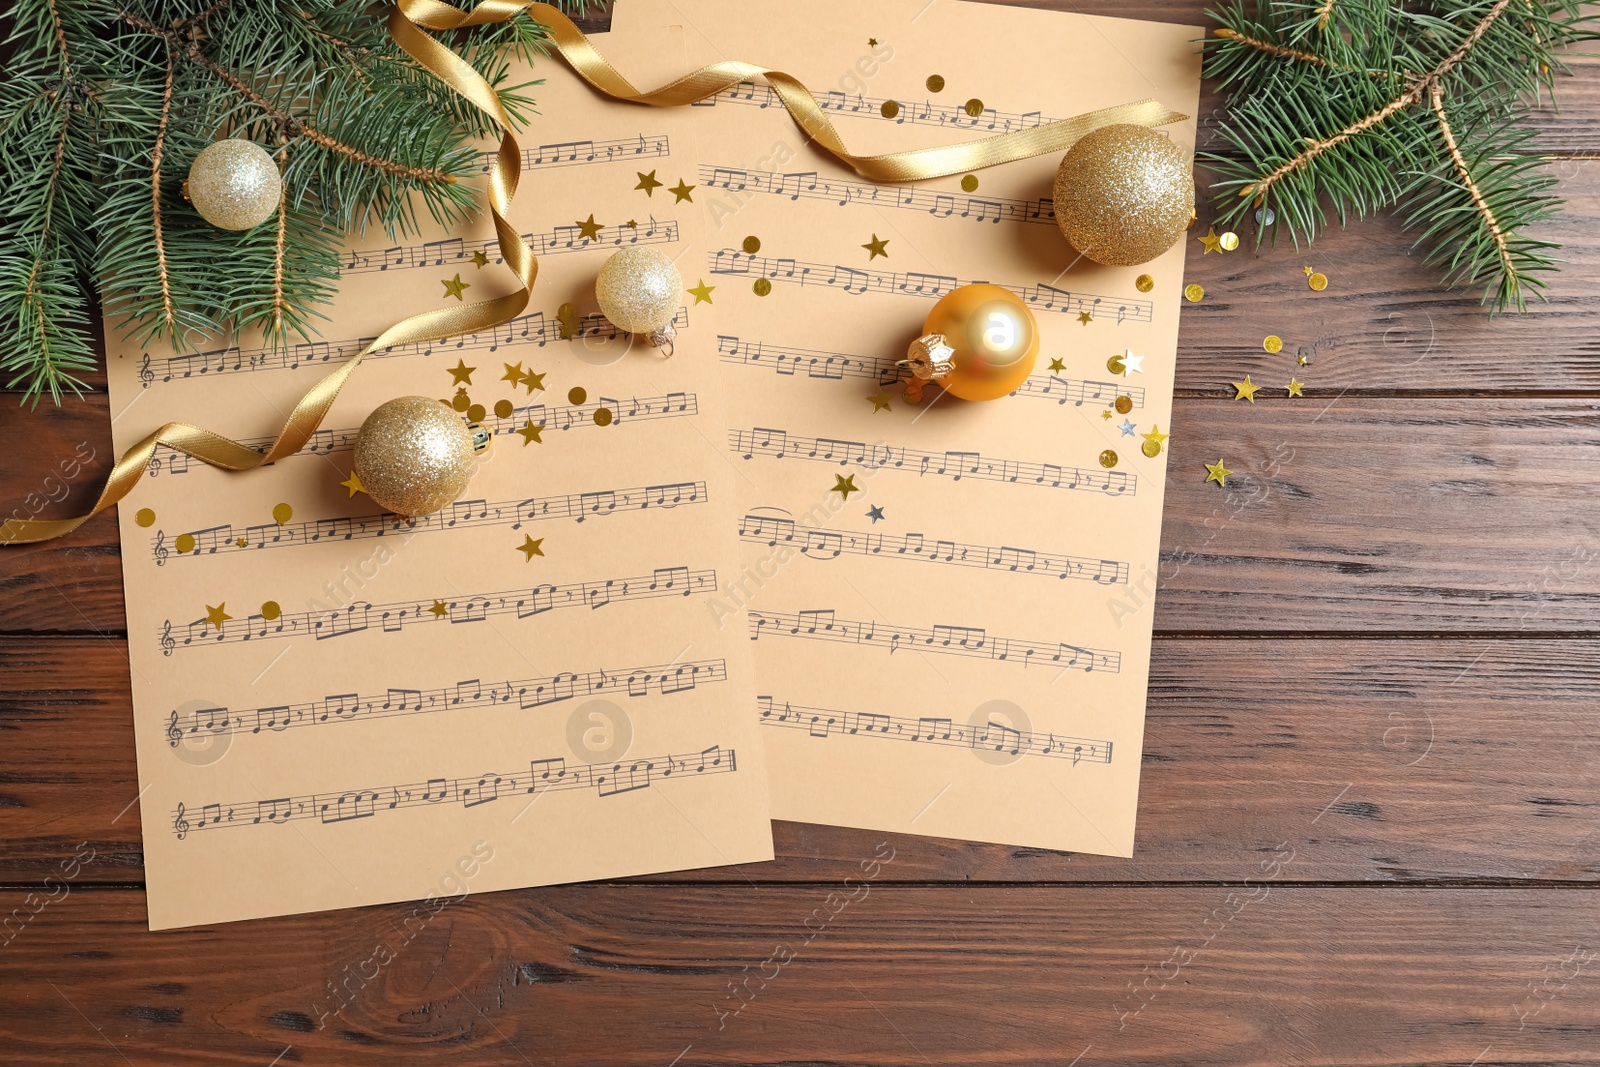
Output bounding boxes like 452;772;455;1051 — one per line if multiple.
743;235;762;254
881;100;900;119
1114;396;1133;414
568;387;587;405
1099;449;1119;468
926;74;945;92
494;399;514;419
593;408;614;427
1142;439;1163;458
260;601;281;621
1135;274;1154;293
1184;283;1205;302
175;533;196;554
1107;354;1125;374
451;388;470;412
1309;272;1328;291
964;98;984;118
271;502;292;525
1219;231;1240;251
753;278;773;296
135;508;156;527
467;403;486;424
1263;335;1284;354
960;174;979;193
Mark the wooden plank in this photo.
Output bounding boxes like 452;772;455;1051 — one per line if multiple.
5;392;1600;634
1;884;1597;1065
8;634;1600;885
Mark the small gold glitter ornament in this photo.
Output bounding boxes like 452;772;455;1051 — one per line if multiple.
1052;125;1194;267
183;140;282;231
899;283;1038;403
595;246;682;355
352;397;489;518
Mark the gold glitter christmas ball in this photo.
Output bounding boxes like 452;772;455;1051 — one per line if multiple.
353;397;477;517
184;140;282;231
1052;124;1194;267
595;246;681;334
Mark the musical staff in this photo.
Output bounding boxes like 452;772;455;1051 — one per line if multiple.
138;307;689;390
476;132;670;173
159;565;717;655
147;392;698;477
728;427;1136;497
758;696;1112;765
749;608;1120;673
708;249;1153;322
738;513;1127;585
701;164;1054;225
155;480;706;563
165;658;728;744
169;743;737;839
700;80;1059;138
717;334;1145;409
340;218;676;277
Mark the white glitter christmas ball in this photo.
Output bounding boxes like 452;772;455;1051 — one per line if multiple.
595;246;681;334
185;140;282;231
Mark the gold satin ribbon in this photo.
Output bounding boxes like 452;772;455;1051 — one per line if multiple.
0;0;1186;545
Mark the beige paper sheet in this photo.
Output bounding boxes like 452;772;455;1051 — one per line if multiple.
105;27;776;930
606;0;1203;855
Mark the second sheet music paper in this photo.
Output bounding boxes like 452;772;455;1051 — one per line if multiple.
606;0;1203;854
105;27;776;929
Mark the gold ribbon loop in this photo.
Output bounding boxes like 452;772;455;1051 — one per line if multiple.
0;0;1187;545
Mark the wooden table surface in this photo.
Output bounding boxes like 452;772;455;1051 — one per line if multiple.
6;2;1600;1063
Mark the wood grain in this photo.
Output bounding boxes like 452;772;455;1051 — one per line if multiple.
7;634;1599;886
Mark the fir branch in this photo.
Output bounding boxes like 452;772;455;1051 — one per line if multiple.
150;42;177;335
1429;82;1515;294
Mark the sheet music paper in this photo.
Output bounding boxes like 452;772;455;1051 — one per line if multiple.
104;26;776;930
606;0;1202;855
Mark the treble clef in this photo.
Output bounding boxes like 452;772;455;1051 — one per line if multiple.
166;709;181;748
138;354;154;389
172;802;189;840
153;530;167;567
160;620;175;657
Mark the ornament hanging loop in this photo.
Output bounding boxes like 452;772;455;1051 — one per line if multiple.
647;324;676;358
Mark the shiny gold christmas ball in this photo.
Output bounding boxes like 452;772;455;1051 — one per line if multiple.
184;140;282;231
595;247;681;334
917;283;1038;402
1052;124;1193;267
353;397;477;517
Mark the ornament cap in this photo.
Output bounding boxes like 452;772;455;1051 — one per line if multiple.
901;333;957;383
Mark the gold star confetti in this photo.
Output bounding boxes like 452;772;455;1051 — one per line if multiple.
1205;459;1233;487
517;420;544;445
502;361;526;385
1141;424;1169;458
261;601;281;621
831;474;859;501
1297;351;1313;367
470;249;490;268
1219;231;1240;251
430;600;449;618
1184;283;1205;302
1100;409;1113;420
593;408;614;426
205;602;232;631
1099;449;1118;469
635;169;663;196
494;399;514;419
1303;265;1315;276
668;178;695;203
867;390;892;412
688;279;716;304
626;219;637;228
518;535;545;561
961;174;979;192
1308;272;1328;291
743;235;762;254
341;470;365;497
175;533;196;554
753;278;772;296
862;234;890;260
557;303;581;340
1078;310;1093;325
1135;274;1154;293
1198;227;1224;254
1287;378;1304;397
568;387;587;405
1048;357;1065;373
448;359;475;385
235;537;247;548
1263;335;1284;354
868;37;878;46
441;273;470;300
1232;375;1261;403
575;214;604;242
135;508;156;527
523;369;546;394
